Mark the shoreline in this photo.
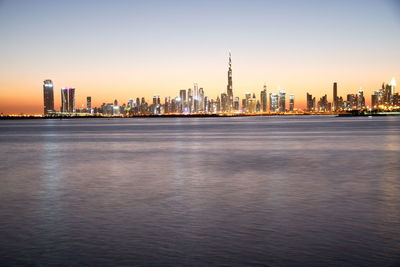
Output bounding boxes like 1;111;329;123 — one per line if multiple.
1;112;399;120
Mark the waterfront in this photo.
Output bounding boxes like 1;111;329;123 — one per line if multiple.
0;116;399;266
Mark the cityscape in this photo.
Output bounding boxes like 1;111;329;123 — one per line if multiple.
1;1;400;266
38;53;398;118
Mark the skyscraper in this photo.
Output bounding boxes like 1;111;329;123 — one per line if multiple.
278;90;286;112
227;52;233;111
270;93;278;112
333;82;338;112
43;80;54;115
306;93;315;112
179;89;186;113
260;84;267;112
198;87;204;112
61;87;75;113
289;94;295;111
87;96;92;111
357;89;365;109
193;83;198;113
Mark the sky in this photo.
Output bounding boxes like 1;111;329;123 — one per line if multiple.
0;0;399;114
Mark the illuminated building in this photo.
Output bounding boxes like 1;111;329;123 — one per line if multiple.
318;94;329;111
152;95;161;114
289;94;295;111
61;87;75;113
226;52;233;111
269;93;278;112
198;87;204;112
87;96;92;112
357;89;365;109
113;99;120;115
43;80;54;115
204;96;210;113
347;94;357;109
260;85;267;112
193;83;199;113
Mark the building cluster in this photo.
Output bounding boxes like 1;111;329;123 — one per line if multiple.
306;79;397;112
42;54;296;116
371;79;399;109
42;54;397;116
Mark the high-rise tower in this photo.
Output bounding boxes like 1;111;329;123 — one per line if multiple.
227;52;233;111
61;87;75;113
43;80;54;115
260;84;267;112
333;82;338;111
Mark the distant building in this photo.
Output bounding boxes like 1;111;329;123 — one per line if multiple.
278;90;286;112
306;93;315;112
226;52;233;111
333;82;338;112
260;85;267;112
318;94;329;112
43;80;54;115
198;88;204;112
221;93;228;112
289;94;295;111
233;97;240;111
113;99;120;115
61;87;75;113
270;93;278;112
357;89;365;109
87;96;92;111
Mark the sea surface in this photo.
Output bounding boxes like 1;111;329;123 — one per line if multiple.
0;116;399;266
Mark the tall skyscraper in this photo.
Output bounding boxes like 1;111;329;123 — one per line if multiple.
198;87;204;112
43;80;54;115
306;93;315;112
278;90;286;112
193;83;199;113
289;94;295;111
179;89;186;113
61;87;75;113
260;84;267;112
357;89;365;109
333;82;338;112
87;96;92;111
227;52;233;111
270;93;278;112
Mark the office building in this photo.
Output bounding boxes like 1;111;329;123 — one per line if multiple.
278;90;286;112
43;80;54;115
289;94;295;111
260;85;267;112
306;93;315;112
87;96;91;111
270;93;278;112
61;87;75;113
333;82;338;112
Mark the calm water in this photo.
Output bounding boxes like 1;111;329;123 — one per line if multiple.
0;116;399;266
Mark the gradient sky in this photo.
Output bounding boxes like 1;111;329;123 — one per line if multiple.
0;0;399;114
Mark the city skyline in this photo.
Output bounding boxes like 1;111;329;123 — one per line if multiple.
1;0;400;114
38;53;398;116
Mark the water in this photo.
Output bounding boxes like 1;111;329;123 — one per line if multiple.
0;116;399;266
